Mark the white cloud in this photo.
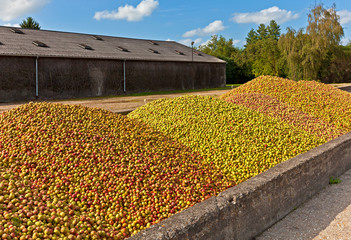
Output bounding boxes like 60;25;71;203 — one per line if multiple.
337;10;351;25
182;20;225;38
232;6;299;25
4;23;20;27
0;0;49;21
94;0;159;22
232;39;241;45
180;38;241;47
179;38;204;46
341;37;350;46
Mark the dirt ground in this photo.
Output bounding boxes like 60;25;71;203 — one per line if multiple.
0;89;231;114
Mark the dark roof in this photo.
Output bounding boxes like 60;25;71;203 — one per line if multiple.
0;26;225;63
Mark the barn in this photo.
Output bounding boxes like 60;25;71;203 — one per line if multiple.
0;26;226;102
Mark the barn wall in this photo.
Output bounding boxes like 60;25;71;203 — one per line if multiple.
38;58;124;99
0;56;36;102
125;61;226;92
0;56;226;102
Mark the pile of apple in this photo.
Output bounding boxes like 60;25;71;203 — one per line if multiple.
129;95;324;183
223;92;343;141
0;103;233;239
2;76;350;239
221;76;351;134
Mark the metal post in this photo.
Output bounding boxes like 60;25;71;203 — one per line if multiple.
123;59;126;93
191;41;194;62
36;56;39;99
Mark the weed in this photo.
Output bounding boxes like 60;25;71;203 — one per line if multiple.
329;176;341;184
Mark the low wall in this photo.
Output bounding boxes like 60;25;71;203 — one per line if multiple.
130;131;351;240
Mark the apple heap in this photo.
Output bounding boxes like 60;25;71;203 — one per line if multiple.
129;95;324;184
223;92;343;141
0;102;234;239
221;76;351;133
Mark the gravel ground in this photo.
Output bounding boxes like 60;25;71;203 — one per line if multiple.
256;169;351;240
0;89;230;114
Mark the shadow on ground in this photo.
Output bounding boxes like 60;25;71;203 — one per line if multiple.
257;169;351;240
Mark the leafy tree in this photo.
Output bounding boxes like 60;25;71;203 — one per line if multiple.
257;24;268;40
279;4;344;81
245;20;283;77
198;35;236;58
279;28;306;80
268;20;281;40
245;29;258;46
20;17;41;30
322;44;351;83
305;4;343;80
198;35;252;83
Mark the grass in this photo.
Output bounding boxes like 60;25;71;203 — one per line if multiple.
226;84;242;87
55;85;240;102
329;176;342;184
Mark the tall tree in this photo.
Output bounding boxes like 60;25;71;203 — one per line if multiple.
245;20;283;77
307;4;343;50
279;4;344;81
279;28;306;80
245;29;258;46
198;35;236;58
257;24;268;40
267;20;281;40
20;17;41;30
198;35;253;83
305;4;344;80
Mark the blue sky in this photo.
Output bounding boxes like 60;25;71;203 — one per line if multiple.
1;0;351;47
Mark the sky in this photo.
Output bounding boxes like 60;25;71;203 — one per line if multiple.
1;0;351;47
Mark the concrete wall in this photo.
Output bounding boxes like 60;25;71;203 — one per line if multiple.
338;85;351;93
129;131;351;240
0;56;226;102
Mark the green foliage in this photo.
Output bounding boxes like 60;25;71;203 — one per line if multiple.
322;44;351;83
197;4;350;84
279;4;344;81
245;20;284;77
198;35;236;58
218;55;253;84
20;17;41;29
245;29;258;46
329;176;342;184
199;35;253;84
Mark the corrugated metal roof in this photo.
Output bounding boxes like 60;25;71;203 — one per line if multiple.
0;26;225;63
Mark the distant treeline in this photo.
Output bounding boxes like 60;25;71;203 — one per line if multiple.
198;4;351;84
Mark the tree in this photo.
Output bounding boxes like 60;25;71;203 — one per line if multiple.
268;20;281;40
245;29;258;46
20;17;41;30
198;35;253;83
257;24;268;40
198;35;236;58
245;20;283;77
279;28;307;80
322;43;351;83
279;4;344;81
